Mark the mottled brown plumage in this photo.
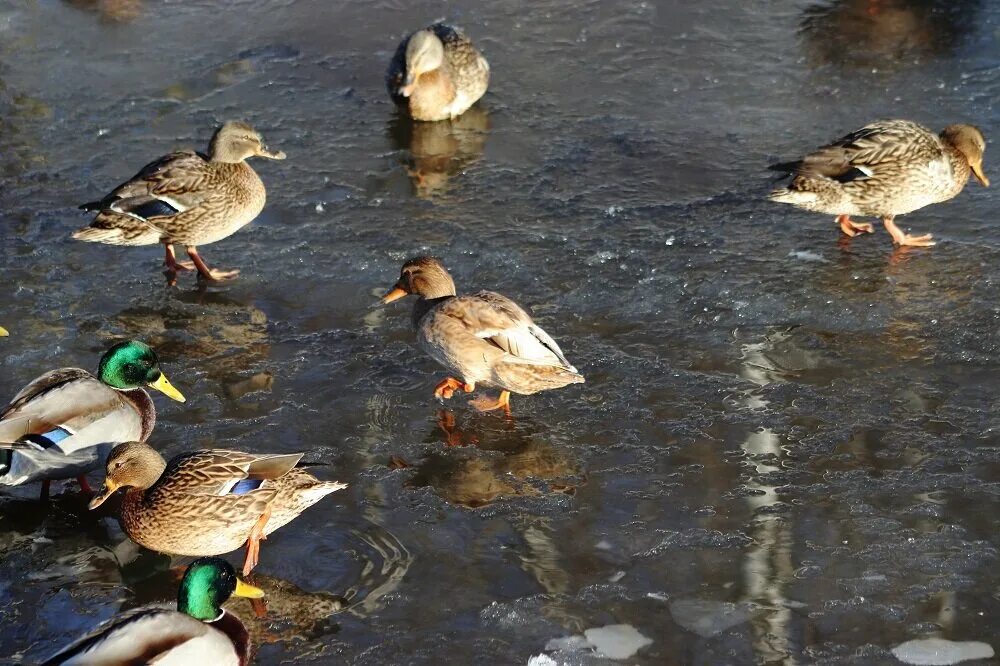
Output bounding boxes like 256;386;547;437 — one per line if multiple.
73;121;285;280
381;257;583;413
770;119;988;247
89;441;347;575
387;24;489;122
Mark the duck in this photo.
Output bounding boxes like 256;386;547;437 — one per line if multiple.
380;257;584;414
386;23;490;122
42;557;264;666
0;340;185;500
73;121;286;281
89;440;348;575
769;120;988;247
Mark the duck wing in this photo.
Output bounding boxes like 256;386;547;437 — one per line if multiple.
445;292;578;371
158;449;304;497
81;151;211;218
41;607;227;666
0;368;142;455
771;120;941;183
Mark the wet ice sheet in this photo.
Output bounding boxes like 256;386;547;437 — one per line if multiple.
0;0;999;663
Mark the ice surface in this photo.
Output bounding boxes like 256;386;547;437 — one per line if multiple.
669;599;753;638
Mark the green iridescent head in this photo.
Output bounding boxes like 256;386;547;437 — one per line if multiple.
177;557;264;621
96;340;186;402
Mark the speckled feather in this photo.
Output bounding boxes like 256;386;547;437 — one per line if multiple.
770;120;974;217
74;151;266;247
117;448;346;557
416;290;584;395
386;23;489;121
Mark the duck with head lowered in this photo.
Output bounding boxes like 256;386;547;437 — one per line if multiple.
387;23;490;122
769;119;988;247
0;340;185;500
381;257;584;414
43;557;264;666
73;121;286;281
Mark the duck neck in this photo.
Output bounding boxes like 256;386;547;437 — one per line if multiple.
119;388;157;441
941;143;972;193
412;295;453;327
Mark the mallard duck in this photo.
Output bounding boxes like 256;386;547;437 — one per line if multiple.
89;441;347;575
73;121;286;281
769;120;988;247
43;557;264;666
380;257;584;414
386;23;490;122
0;340;184;500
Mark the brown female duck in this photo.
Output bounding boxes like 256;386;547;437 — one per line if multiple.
769;120;988;247
89;441;347;575
381;257;584;414
73;121;285;280
387;24;490;122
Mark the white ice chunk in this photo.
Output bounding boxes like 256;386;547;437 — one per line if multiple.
891;638;994;666
583;624;653;660
527;655;559;666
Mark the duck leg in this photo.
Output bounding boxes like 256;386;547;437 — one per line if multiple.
185;246;241;281
469;390;512;415
883;216;935;247
242;505;271;576
76;475;93;494
836;215;873;237
163;244;195;272
433;377;474;401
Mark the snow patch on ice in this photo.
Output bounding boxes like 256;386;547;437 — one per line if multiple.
891;638;994;666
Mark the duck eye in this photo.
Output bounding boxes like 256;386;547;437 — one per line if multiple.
114;461;124;470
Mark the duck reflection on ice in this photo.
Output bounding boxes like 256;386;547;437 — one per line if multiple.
386;107;491;199
110;289;272;408
799;0;980;69
63;0;142;23
406;412;583;508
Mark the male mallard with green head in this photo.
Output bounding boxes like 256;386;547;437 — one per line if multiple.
0;340;185;500
769;120;988;247
74;121;286;281
89;441;347;575
381;257;584;414
387;24;490;122
43;557;263;665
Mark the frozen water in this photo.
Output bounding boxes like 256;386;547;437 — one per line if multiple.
0;0;999;663
669;599;753;638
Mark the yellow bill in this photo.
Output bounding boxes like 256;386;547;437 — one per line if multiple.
972;162;990;187
0;326;8;337
381;285;408;304
149;373;186;402
88;480;119;510
234;578;265;599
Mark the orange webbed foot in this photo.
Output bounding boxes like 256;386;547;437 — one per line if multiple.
835;215;874;238
433;377;472;401
469;390;512;415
